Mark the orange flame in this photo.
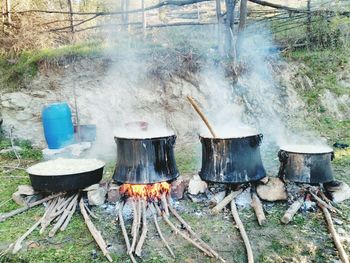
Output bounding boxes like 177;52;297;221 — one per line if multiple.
120;182;170;200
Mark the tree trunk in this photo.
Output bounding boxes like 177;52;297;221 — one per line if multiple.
2;0;6;29
5;0;10;23
67;0;74;32
306;0;311;42
142;0;146;35
239;0;247;31
224;0;237;55
215;0;222;23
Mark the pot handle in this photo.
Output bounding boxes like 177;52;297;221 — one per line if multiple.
331;151;335;161
278;150;289;162
249;134;263;147
167;135;177;146
278;150;288;179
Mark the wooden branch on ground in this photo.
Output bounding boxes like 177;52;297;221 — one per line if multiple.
309;191;340;214
118;202;137;263
161;194;169;217
212;190;243;214
153;212;175;258
48;194;78;237
0;193;63;222
319;205;349;263
281;196;304;224
83;202;98;220
159;204;213;257
12;219;42;254
135;199;148;257
230;200;254;263
129;199;139;254
12;198;56;254
60;196;78;231
40;197;61;234
251;192;266;226
168;202;225;262
79;198;113;262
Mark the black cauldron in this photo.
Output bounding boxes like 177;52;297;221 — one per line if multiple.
113;134;179;184
199;134;266;183
278;145;334;184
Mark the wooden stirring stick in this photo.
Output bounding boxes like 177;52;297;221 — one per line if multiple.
187;96;218;138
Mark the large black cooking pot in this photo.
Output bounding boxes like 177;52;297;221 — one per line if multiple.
113;134;179;184
199;134;266;183
278;145;334;184
27;160;105;193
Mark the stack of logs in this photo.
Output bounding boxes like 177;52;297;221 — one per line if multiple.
281;184;349;263
0;192;113;262
117;192;226;263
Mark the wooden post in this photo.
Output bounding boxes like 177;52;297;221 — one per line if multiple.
67;0;74;32
238;0;247;32
2;0;6;29
215;0;222;23
5;0;10;23
306;0;312;43
197;3;200;21
142;0;146;35
125;0;129;31
224;0;236;55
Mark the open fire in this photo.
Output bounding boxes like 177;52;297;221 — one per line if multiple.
116;181;225;263
119;182;170;201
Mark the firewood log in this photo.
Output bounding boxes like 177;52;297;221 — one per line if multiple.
281;196;304;224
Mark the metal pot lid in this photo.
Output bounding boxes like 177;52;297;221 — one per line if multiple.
27;158;105;176
279;144;333;154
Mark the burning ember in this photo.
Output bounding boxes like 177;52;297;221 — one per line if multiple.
119;182;170;201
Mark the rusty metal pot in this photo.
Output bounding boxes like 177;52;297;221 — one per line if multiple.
113;134;179;184
278;144;334;184
199;134;266;184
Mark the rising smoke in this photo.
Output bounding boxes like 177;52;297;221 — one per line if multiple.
79;20;327;160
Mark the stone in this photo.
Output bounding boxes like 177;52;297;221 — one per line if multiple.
235;188;252;209
187;193;207;203
171;176;186;200
257;177;288;201
83;183;100;192
28;241;40;249
329;182;350;203
333;218;343;225
209;191;226;206
12;191;26;206
337;228;346;235
1;92;32;109
188;175;207;195
260;176;269;184
17;185;35;196
16;111;33;121
107;185;121;203
88;187;107;206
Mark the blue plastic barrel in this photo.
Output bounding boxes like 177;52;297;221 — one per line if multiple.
42;102;74;149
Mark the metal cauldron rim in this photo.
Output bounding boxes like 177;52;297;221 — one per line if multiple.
199;133;262;140
114;133;175;141
27;159;105;177
280;145;333;155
